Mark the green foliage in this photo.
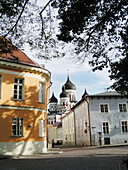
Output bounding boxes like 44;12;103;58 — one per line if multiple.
0;0;24;17
109;56;128;95
0;0;128;94
52;0;128;94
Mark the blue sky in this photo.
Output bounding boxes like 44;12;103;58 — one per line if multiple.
24;49;113;101
44;58;113;101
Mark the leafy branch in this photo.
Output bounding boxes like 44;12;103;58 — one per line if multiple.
4;0;29;38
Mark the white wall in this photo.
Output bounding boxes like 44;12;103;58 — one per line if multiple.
89;96;128;145
0;141;47;155
74;100;90;146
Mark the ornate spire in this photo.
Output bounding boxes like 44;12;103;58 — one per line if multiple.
67;69;69;79
82;88;88;99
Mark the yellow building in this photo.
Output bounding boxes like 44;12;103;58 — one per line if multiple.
0;37;51;155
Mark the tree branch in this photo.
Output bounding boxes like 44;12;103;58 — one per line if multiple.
4;0;29;38
39;0;53;37
39;0;53;15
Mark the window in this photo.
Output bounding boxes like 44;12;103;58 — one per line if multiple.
39;120;45;137
102;122;109;134
39;82;45;103
121;121;128;133
12;118;23;136
100;104;109;113
0;75;1;98
14;78;24;100
72;95;76;101
119;104;127;112
69;94;71;101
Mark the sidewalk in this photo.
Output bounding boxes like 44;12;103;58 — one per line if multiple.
0;149;63;160
0;143;128;159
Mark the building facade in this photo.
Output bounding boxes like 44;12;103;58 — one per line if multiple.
48;75;77;126
62;89;128;146
47;75;77;145
88;91;128;145
62;92;91;146
62;110;75;146
0;37;51;155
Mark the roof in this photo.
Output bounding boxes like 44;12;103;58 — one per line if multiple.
60;89;69;98
89;91;126;97
62;75;76;90
62;110;73;119
71;90;127;110
0;36;41;68
49;93;58;103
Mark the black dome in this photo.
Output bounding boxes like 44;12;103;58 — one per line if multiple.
62;76;76;90
49;93;58;103
60;89;69;98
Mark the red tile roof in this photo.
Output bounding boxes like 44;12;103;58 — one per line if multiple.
0;36;40;67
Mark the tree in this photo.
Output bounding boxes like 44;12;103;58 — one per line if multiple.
109;57;128;95
52;0;128;66
109;26;128;95
51;0;128;94
0;0;128;93
0;0;60;59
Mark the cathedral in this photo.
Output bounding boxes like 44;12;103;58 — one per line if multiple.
48;74;77;125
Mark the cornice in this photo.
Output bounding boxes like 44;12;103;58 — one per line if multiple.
0;60;51;77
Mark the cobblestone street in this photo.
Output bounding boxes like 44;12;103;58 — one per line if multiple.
0;145;128;170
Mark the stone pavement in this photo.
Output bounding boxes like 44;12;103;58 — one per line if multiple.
0;144;128;170
0;143;128;159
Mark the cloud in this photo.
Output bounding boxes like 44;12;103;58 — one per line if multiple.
23;44;113;101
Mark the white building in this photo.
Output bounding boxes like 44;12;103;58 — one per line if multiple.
62;89;128;146
62;110;75;146
62;90;91;146
87;91;128;145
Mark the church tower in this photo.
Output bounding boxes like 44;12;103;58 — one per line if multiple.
59;74;77;113
48;92;58;114
48;73;77;120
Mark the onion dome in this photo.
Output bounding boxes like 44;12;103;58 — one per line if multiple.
60;87;69;98
62;75;76;90
49;92;58;103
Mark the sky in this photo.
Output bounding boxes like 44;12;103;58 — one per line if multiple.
24;46;113;102
23;0;114;102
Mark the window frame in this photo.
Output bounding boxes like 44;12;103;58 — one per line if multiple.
100;104;109;113
39;82;45;103
119;103;127;113
121;121;128;133
12;118;24;137
13;78;24;100
102;121;110;134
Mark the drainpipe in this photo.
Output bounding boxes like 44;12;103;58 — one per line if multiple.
71;109;76;146
45;81;53;151
84;97;92;146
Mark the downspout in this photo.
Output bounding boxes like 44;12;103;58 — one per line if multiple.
45;81;53;151
71;109;76;146
84;97;92;146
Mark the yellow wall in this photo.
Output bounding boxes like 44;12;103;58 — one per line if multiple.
0;68;49;109
0;66;50;143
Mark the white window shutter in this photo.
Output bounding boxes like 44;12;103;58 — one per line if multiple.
39;120;45;137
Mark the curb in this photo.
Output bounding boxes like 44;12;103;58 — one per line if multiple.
0;151;63;160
